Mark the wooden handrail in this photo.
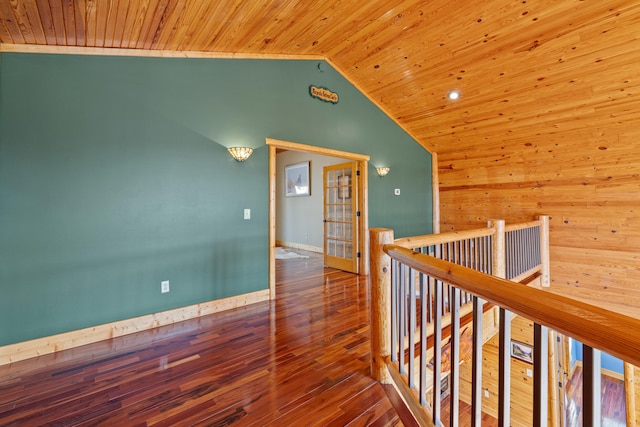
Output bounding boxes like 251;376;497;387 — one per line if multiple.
394;227;495;248
384;244;640;368
504;219;541;232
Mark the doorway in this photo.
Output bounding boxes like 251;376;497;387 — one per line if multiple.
267;138;370;298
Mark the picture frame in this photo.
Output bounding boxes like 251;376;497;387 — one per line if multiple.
285;161;310;197
510;340;533;364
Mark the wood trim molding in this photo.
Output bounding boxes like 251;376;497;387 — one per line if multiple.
0;289;270;366
269;144;277;300
431;152;440;234
266;138;370;161
0;43;325;61
276;240;323;253
267;137;370;280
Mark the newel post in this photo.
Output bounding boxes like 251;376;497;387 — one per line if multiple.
539;215;551;287
488;219;506;279
370;228;393;384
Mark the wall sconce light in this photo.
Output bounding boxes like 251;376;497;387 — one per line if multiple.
228;147;253;162
376;167;390;177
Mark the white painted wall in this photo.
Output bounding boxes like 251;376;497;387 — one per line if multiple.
276;150;345;252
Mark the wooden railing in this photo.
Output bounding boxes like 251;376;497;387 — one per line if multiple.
395;217;550;286
370;221;640;426
387;218;548;361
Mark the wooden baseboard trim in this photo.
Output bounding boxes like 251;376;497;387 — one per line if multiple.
276;240;323;253
0;289;270;366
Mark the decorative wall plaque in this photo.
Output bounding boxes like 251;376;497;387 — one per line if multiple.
309;85;339;104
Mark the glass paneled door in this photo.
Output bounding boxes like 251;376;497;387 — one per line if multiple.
323;162;358;273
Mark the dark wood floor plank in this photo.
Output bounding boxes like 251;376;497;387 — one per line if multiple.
0;249;404;426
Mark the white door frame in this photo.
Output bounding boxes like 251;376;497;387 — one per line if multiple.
266;138;370;299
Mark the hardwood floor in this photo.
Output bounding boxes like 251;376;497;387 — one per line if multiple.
565;366;626;427
0;250;409;426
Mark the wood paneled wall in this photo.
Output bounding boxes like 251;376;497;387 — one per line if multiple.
431;3;640;317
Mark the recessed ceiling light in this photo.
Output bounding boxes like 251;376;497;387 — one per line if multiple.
448;90;460;100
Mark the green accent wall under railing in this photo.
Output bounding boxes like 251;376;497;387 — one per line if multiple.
0;53;432;346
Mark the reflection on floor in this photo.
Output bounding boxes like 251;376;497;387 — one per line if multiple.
565;366;626;427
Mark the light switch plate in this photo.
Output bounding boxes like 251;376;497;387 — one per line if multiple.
244;208;251;219
161;280;170;293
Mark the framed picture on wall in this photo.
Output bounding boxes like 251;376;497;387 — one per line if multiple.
285;161;310;197
510;340;534;364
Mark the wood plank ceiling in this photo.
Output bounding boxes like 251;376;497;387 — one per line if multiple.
2;0;640;314
3;0;637;155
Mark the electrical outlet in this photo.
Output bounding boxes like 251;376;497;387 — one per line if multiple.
484;389;490;398
394;188;401;196
161;280;170;293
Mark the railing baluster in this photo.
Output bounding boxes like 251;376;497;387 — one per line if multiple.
408;267;416;388
471;296;483;427
399;265;406;374
432;278;442;425
391;259;398;363
498;308;511;427
507;231;511;279
533;324;549;427
583;345;602;427
420;273;428;405
427;269;433;324
449;286;460;426
482;236;487;273
528;227;533;270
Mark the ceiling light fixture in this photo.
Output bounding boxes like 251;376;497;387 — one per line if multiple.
448;90;461;100
228;147;253;162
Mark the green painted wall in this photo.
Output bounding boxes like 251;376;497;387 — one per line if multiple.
0;53;432;346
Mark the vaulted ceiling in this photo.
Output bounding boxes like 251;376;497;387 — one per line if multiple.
1;0;639;157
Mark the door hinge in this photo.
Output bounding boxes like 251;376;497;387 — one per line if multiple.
356;211;361;217
357;252;361;258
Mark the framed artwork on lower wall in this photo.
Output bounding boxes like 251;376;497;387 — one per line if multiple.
510;340;533;364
